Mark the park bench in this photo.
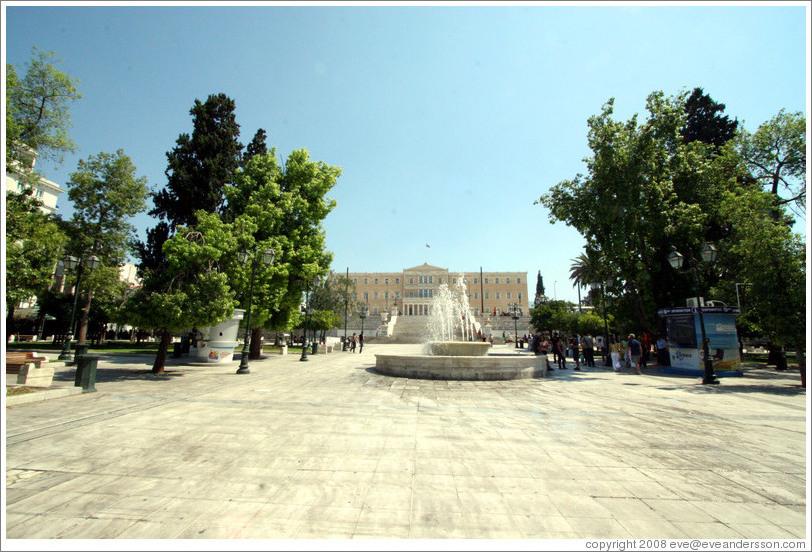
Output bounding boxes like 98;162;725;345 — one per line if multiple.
15;334;37;342
6;352;55;387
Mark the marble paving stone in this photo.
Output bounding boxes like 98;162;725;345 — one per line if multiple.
565;516;635;538
670;520;747;539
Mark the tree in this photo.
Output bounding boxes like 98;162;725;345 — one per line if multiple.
223;148;341;358
243;128;268;166
736;109;806;220
716;187;805;380
151;93;243;229
5;189;66;339
537;91;746;332
6;47;82;170
533;271;546;306
64;149;149;343
680;87;738;150
123;212;239;373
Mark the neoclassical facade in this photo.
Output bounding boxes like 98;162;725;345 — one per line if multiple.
336;263;529;317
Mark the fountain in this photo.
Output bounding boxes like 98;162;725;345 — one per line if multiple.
374;275;546;380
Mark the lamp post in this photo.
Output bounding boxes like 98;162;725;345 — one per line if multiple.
510;302;521;348
590;280;612;366
359;304;368;334
236;247;275;375
299;277;319;362
343;267;349;351
58;254;100;361
668;244;719;385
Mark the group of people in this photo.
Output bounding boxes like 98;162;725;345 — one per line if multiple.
348;332;365;353
529;331;670;375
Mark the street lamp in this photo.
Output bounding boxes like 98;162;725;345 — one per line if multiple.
510;302;521;348
590;279;612;367
58;254;100;361
668;244;719;385
359;304;368;334
236;247;275;375
343;268;349;351
300;276;320;362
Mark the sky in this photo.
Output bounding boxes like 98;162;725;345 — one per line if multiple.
3;1;809;305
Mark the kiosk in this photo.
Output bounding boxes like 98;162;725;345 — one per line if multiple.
657;306;743;377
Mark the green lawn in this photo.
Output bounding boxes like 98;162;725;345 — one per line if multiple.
7;340;300;356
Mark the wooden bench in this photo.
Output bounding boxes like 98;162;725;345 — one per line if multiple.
6;352;55;387
16;334;37;342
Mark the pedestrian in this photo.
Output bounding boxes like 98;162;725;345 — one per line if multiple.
656;334;670;366
627;333;643;375
641;332;652;368
542;335;555;371
583;333;595;367
350;333;357;353
570;337;581;370
556;337;567;370
358;332;365;353
552;334;560;365
610;336;622;372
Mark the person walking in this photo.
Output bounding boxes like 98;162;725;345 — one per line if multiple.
570;337;581;370
582;333;595;367
556;336;567;370
358;332;365;353
350;333;357;353
610;336;622;373
627;333;643;375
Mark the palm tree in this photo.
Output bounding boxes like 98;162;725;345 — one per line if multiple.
570;248;605;311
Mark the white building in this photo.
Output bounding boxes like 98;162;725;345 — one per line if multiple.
5;145;66;214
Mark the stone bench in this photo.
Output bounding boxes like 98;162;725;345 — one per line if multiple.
6;352;55;387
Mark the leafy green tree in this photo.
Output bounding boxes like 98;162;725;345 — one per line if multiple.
64;149;149;343
6;47;82;170
680;87;738;149
716;187;805;377
736;109;806;220
5;189;66;339
224;148;341;358
576;311;609;337
123;212;239;373
537;91;745;331
242;128;268;166
530;300;577;334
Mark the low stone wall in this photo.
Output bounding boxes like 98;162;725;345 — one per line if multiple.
374;354;546;381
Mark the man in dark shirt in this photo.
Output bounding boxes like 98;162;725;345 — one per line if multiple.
627;334;643;374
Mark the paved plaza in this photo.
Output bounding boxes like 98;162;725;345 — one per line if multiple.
3;343;808;541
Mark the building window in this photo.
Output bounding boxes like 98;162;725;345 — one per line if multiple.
429;289;434;297
474;292;479;299
396;278;400;284
507;292;511;299
395;291;400;298
385;278;389;285
451;278;456;284
374;292;379;299
473;277;478;284
506;277;510;284
484;278;489;284
373;307;379;314
363;292;368;300
418;275;423;284
364;277;369;285
385;291;389;299
474;308;479;315
485;292;490;299
496;292;501;299
408;291;415;298
518;292;522;299
374;278;379;284
495;277;500;284
353;278;358;284
438;277;443;284
409;277;414;284
429;276;433;283
517;277;521;284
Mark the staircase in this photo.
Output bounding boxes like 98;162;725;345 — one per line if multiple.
388;314;484;344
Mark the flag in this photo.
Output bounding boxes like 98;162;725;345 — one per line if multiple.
426;243;430;248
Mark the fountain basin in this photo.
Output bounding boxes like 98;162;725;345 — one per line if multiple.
426;341;491;356
374;353;546;381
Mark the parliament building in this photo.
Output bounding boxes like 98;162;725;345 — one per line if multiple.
335;263;529;318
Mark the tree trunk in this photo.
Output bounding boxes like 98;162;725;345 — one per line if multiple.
76;289;93;344
6;305;17;341
249;327;263;359
796;343;806;388
152;329;172;374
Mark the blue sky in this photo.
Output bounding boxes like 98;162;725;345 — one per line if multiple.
4;2;808;305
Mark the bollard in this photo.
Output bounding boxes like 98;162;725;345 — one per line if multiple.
74;354;99;392
72;343;90;365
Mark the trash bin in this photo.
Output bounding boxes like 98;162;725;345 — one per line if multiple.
72;343;90;364
312;342;319;355
172;342;183;358
74;354;99;392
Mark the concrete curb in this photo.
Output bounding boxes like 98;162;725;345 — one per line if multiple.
5;385;84;406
